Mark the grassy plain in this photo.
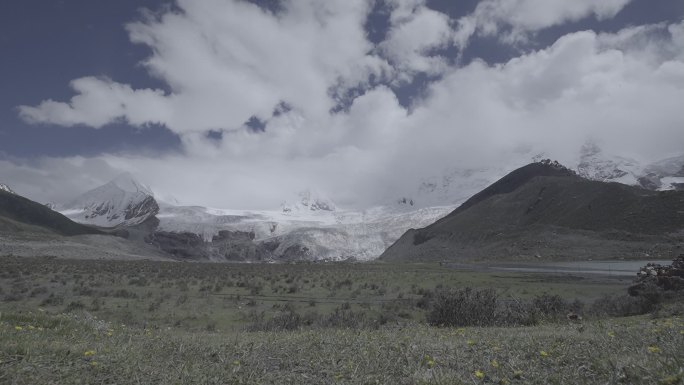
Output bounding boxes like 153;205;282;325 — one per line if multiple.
0;256;682;384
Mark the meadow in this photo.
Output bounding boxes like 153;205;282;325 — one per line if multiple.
0;256;682;384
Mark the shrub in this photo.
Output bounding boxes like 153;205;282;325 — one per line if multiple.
531;294;572;320
425;287;536;327
41;293;65;306
65;301;85;312
589;294;657;317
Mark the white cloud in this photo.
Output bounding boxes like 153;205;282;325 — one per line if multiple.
458;0;632;44
379;3;453;80
20;0;390;134
19;77;169;127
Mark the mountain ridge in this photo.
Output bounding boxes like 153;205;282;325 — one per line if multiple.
0;189;103;237
380;161;684;262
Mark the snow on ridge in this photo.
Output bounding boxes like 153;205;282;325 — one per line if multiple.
0;183;14;194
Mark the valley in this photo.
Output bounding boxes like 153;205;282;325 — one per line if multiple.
1;159;683;384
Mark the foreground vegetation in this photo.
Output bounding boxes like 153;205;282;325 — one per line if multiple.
0;256;682;384
2;309;682;384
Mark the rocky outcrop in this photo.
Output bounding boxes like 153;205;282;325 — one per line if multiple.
628;256;684;296
209;230;271;261
145;231;206;259
145;229;272;261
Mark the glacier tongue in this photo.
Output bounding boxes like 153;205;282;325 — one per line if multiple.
156;202;455;261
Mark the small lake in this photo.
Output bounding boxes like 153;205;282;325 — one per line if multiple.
447;259;672;277
480;260;673;276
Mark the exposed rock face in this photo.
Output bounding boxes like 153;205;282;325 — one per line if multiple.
145;229;271;261
638;174;662;190
209;230;271;261
281;190;336;213
628;256;684;296
145;231;206;259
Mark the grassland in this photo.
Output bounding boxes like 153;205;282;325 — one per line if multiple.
0;256;682;384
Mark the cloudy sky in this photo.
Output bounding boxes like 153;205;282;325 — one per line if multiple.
1;0;683;209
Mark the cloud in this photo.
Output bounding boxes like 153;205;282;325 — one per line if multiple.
20;0;390;134
0;156;121;205
19;77;169;127
379;2;453;81
10;0;684;210
459;0;632;44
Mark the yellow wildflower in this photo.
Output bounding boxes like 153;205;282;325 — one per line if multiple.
84;350;96;357
491;359;500;368
422;355;435;368
14;326;23;331
474;370;485;379
607;331;615;338
647;346;661;354
540;351;549;358
661;374;683;385
90;361;98;367
467;339;476;346
27;325;35;331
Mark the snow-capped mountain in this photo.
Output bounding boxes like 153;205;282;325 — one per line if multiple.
281;189;337;213
0;183;15;194
412;167;510;209
576;142;642;185
573;143;684;191
60;173;159;227
640;155;684;191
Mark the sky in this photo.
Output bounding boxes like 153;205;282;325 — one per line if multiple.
1;0;683;209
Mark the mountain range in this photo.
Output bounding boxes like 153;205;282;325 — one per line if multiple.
1;144;683;262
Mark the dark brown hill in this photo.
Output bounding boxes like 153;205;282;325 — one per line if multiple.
0;189;102;236
380;162;684;261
